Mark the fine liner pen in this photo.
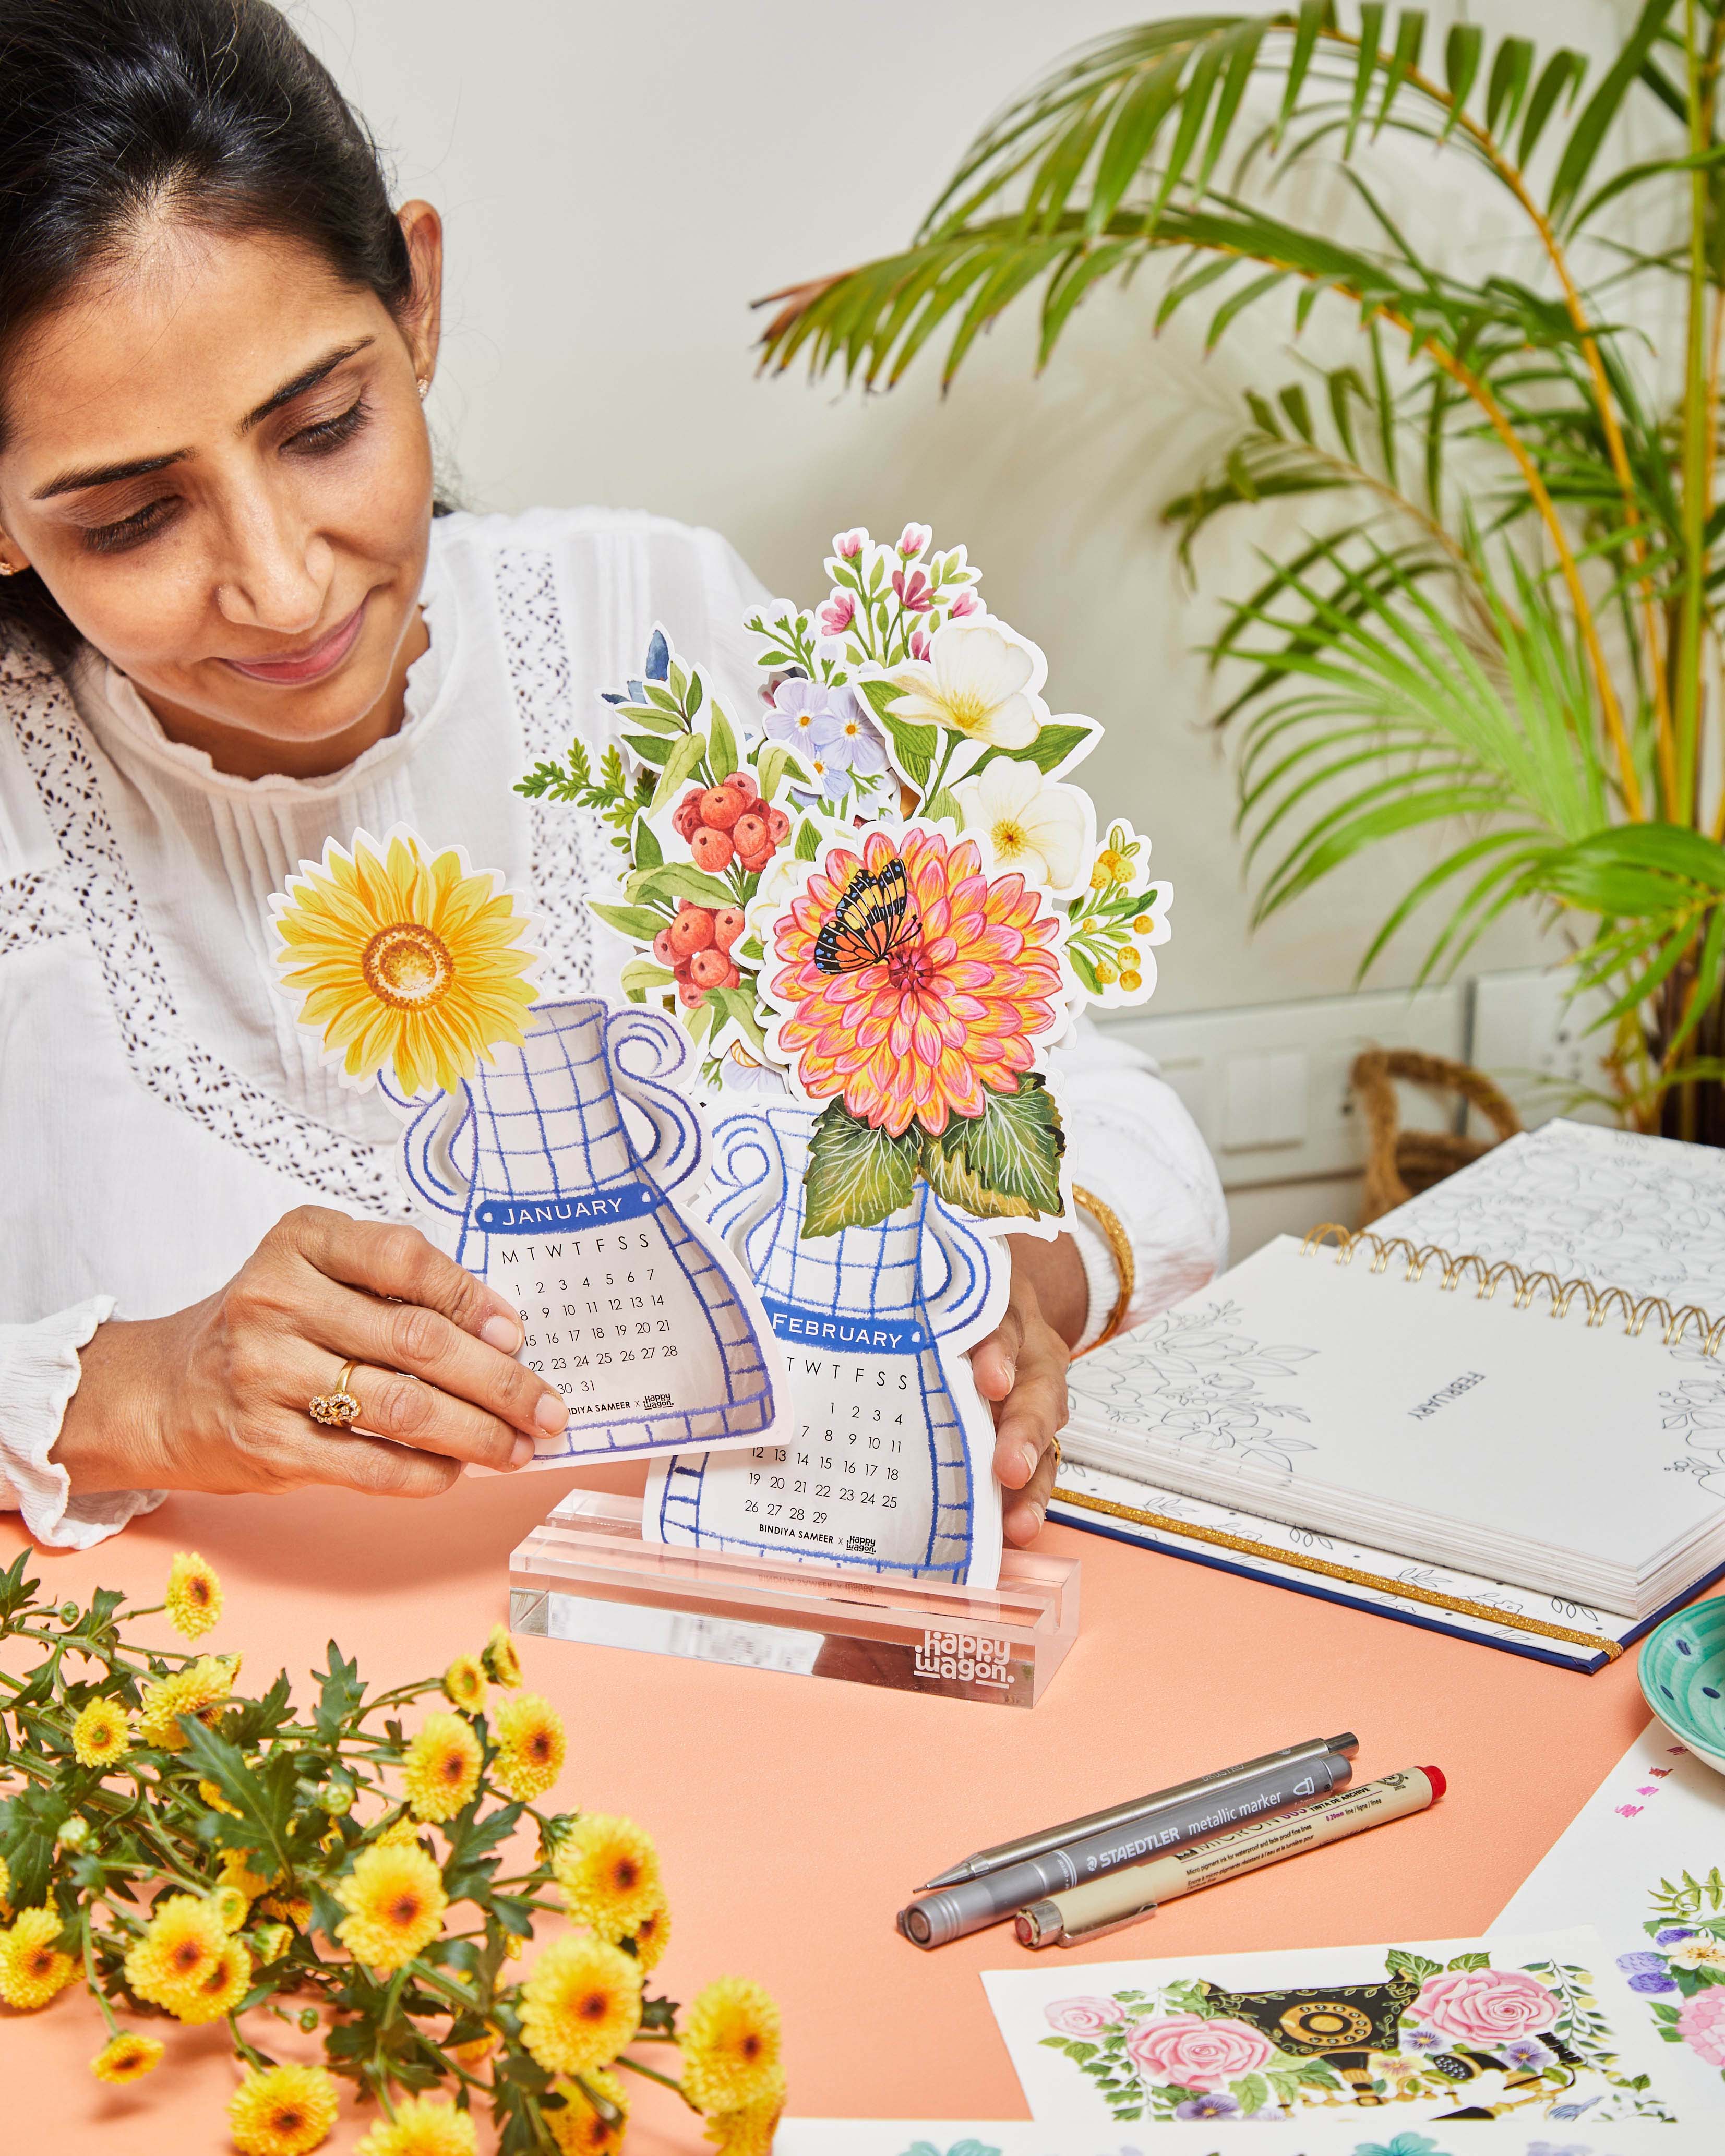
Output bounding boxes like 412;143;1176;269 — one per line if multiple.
897;1749;1353;1949
920;1730;1359;1891
1015;1764;1445;1949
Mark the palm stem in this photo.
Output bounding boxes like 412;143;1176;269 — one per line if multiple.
1679;1;1713;825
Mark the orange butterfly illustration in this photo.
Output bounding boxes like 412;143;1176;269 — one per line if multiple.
813;855;921;975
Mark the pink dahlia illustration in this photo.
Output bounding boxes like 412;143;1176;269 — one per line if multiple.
1679;1985;1725;2068
1123;2013;1274;2092
1043;1995;1127;2038
1412;1966;1559;2048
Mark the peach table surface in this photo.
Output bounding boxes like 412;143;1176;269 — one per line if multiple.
0;1460;1660;2152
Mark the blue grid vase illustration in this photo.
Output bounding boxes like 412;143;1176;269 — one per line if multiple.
650;1100;1004;1582
391;998;777;1460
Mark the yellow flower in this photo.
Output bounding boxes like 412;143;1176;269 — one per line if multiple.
164;1550;223;1639
352;2094;477;2156
547;2066;629;2153
228;2063;341;2156
137;1653;241;1749
272;829;539;1096
210;1883;251;1932
91;2030;165;2083
551;1815;661;1941
375;1816;426;1849
124;1892;230;2010
679;1978;782;2116
170;1935;251;2024
71;1695;131;1768
492;1692;565;1802
199;1777;242;1817
220;1846;278;1904
481;1624;522;1688
442;1654;487;1712
260;1889;313;1930
334;1842;447;1970
0;1906;78;2008
519;1933;642;2076
629;1893;670;1974
701;2066;786;2156
253;1922;295;1965
403;1712;483;1822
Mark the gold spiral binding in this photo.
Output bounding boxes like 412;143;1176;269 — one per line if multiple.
1300;1224;1725;1357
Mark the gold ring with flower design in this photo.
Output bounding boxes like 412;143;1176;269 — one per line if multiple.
309;1360;362;1431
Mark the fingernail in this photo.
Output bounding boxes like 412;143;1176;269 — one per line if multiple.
482;1314;522;1352
510;1435;536;1469
1027;1504;1046;1536
1018;1443;1040;1482
535;1393;569;1434
1000;1357;1017;1390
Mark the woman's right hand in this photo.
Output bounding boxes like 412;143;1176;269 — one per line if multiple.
55;1206;569;1500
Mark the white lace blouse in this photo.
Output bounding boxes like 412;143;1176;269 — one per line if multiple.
0;507;1227;1548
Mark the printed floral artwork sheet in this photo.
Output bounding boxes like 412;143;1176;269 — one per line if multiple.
981;1928;1677;2128
1494;1724;1725;2117
772;2124;1720;2155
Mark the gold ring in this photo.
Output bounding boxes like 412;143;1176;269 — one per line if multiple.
309;1360;362;1431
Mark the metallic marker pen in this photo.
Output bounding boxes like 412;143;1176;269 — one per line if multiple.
919;1731;1359;1890
897;1750;1353;1949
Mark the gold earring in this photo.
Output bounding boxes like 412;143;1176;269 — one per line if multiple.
0;560;18;578
416;377;430;401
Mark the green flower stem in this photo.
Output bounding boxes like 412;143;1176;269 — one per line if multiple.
81;1911;119;2038
615;2050;700;2110
226;2012;272;2071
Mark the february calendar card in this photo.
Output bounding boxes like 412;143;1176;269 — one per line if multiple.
1495;1724;1725;2116
984;1928;1677;2127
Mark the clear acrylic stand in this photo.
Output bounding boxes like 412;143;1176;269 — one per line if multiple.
509;1488;1080;1707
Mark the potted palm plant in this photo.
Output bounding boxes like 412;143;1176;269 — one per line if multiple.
758;0;1725;1141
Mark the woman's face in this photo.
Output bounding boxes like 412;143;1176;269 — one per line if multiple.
0;207;442;776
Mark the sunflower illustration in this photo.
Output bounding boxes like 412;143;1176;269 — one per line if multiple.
272;828;539;1097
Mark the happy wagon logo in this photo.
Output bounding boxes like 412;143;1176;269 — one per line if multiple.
913;1629;1014;1687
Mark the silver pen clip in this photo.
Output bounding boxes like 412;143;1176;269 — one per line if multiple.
1016;1894;1159;1949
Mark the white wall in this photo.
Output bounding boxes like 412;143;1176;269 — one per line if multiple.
295;0;1635;1031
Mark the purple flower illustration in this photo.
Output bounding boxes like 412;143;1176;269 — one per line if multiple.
1173;2092;1240;2121
1655;1926;1697;1945
1616;1949;1678;1994
1401;2024;1445;2052
764;678;844;754
1502;2034;1556;2070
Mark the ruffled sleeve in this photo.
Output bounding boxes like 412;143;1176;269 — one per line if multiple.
1053;1019;1229;1348
0;1298;166;1548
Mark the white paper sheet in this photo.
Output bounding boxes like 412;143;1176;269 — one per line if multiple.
1494;1723;1725;2118
774;2123;1723;2155
981;1927;1678;2127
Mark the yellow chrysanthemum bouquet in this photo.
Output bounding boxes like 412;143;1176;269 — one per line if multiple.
0;1549;781;2154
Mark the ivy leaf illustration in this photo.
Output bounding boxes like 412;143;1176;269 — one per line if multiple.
921;1075;1064;1219
801;1100;920;1237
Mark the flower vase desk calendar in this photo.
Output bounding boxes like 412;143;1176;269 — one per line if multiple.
272;523;1169;1701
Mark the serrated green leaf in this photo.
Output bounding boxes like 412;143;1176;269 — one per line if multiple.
1448;1950;1492;1970
801;1100;921;1238
921;1075;1064;1220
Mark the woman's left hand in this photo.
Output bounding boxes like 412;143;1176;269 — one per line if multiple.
972;1232;1086;1547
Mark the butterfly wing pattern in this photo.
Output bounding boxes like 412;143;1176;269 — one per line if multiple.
813;858;920;975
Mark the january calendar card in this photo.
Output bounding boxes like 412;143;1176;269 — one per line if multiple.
268;826;784;1463
984;1926;1678;2128
516;525;1172;1586
1495;1724;1725;2116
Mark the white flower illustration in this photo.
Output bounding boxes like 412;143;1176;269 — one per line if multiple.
885;620;1048;749
952;757;1091;893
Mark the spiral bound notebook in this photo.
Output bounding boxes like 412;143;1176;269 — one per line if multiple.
1053;1121;1725;1669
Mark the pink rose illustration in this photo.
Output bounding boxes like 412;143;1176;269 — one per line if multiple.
1123;2013;1274;2092
1679;1985;1725;2068
1044;1995;1127;2038
1413;1967;1558;2048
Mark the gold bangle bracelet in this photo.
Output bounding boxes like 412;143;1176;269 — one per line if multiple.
1072;1184;1134;1353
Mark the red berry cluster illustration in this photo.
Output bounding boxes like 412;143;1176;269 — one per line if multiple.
670;768;790;875
652;901;747;1008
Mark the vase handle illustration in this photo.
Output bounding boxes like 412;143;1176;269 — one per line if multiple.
919;1190;998;1342
383;1074;474;1221
704;1107;790;1274
604;1007;702;1193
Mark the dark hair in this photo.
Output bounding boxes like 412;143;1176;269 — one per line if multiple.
0;0;423;663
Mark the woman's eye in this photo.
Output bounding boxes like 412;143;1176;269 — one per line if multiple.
286;395;370;456
83;499;178;555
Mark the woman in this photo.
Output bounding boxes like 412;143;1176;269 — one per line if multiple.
0;0;1226;1552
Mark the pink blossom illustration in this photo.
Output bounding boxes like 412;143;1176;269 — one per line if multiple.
1412;1967;1558;2047
817;591;856;636
1123;2013;1274;2092
1679;1985;1725;2067
898;522;931;557
1043;1995;1127;2038
832;528;866;559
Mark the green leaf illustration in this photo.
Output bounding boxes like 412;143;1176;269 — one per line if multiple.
921;1075;1064;1219
649;729;708;812
589;903;673;943
802;1100;920;1237
1386;1947;1445;1982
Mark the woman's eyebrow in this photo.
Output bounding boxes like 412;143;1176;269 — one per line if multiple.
32;335;379;499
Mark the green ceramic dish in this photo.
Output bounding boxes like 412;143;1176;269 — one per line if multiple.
1638;1596;1725;1773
